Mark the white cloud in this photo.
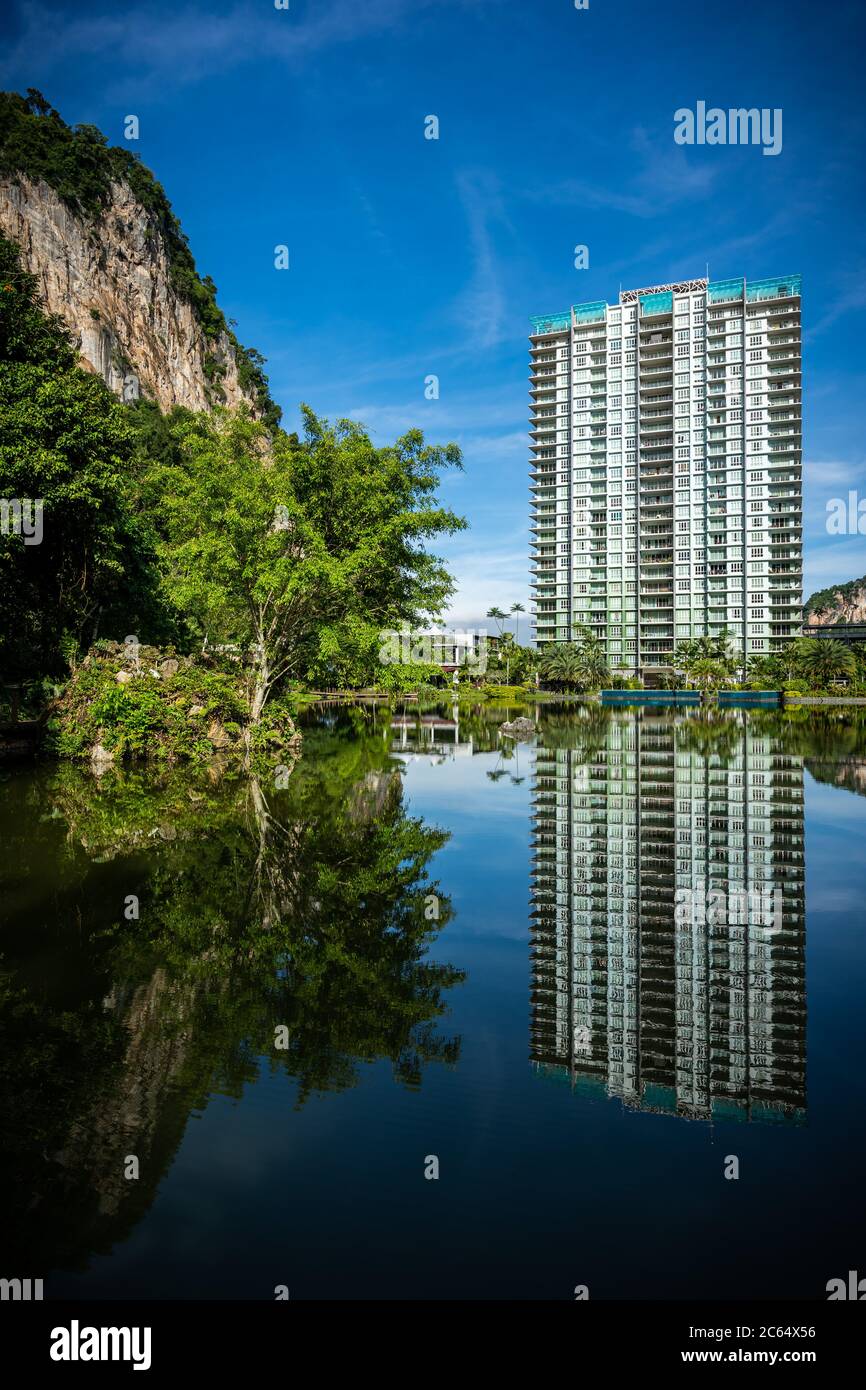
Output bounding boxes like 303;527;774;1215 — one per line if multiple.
449;169;517;351
526;124;720;223
435;531;529;629
803;458;865;488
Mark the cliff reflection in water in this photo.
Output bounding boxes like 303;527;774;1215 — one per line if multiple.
0;714;464;1271
530;710;807;1123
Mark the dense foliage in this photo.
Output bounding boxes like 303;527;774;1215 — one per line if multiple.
46;643;300;768
143;407;466;713
537;628;610;692
0;233;467;733
746;637;859;693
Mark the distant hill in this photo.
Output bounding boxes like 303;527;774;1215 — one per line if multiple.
804;574;866;626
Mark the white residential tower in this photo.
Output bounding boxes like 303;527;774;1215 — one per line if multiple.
529;276;802;680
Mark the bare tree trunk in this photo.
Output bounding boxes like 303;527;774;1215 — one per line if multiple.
243;655;269;772
250;660;269;723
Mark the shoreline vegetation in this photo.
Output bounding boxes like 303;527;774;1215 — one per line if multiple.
8;618;866;766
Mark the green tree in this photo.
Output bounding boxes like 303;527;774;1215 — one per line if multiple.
486;605;507;637
688;657;729;693
793;638;856;690
746;652;786;690
146;406;466;719
574;635;610;692
671;631;739;688
538;644;580;689
538;634;609;692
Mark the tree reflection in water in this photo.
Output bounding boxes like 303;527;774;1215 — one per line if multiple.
0;714;463;1270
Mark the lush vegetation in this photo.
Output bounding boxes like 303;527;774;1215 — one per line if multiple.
46;642;300;769
0;89;279;427
746;637;860;694
657;631;864;695
663;632;741;692
536;628;610;693
0;233;171;682
144;407;466;715
0;234;468;754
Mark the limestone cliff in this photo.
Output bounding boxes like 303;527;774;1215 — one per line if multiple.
804;575;866;627
0;172;262;417
0;88;278;424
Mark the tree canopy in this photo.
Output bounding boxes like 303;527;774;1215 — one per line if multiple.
144;407;467;713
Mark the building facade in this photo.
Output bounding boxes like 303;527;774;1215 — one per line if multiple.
529;276;802;680
530;712;806;1122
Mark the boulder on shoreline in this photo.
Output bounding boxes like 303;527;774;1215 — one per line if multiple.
499;716;535;739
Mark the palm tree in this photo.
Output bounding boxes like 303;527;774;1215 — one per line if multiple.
510;602;525;643
673;633;738;688
575;643;610;692
538;639;609;693
499;631;516;684
794;638;856;690
486;606;507;637
746;653;785;689
571;629;609;691
538;644;580;689
689;657;729;694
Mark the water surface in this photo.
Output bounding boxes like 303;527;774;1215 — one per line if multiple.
1;704;864;1299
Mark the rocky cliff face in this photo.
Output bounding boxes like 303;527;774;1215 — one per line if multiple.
804;585;866;626
0;173;260;416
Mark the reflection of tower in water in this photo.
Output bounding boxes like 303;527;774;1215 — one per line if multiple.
530;713;806;1121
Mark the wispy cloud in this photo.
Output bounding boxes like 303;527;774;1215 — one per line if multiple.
449;169;515;350
803;458;866;489
806;267;866;340
345;389;523;437
0;0;489;95
803;544;866;597
437;529;529;626
348;179;393;257
526;123;720;221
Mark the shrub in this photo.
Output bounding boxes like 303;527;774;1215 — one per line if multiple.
44;647;291;766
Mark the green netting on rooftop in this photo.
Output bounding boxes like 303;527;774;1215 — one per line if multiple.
709;275;801;304
708;277;743;303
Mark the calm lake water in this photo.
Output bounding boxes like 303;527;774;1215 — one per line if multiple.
2;703;865;1301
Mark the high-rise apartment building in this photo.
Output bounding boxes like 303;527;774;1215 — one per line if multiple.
530;713;806;1123
529;276;802;680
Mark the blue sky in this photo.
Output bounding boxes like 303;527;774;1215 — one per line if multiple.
2;0;865;627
